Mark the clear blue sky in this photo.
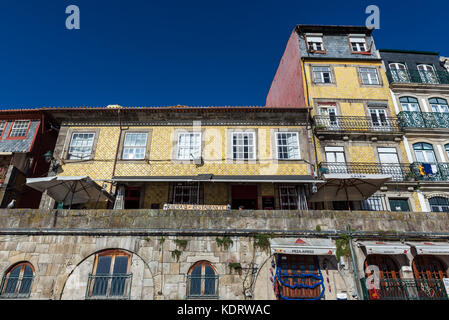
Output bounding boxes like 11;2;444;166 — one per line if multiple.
0;0;447;109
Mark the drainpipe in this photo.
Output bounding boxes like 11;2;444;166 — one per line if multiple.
347;224;362;300
110;108;122;194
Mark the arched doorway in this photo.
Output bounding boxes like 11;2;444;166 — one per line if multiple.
364;255;404;300
412;255;448;299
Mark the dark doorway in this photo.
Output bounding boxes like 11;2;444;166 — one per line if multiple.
231;185;258;210
124;187;141;209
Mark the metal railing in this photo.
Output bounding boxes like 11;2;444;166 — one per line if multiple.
0;276;33;299
319;162;413;182
411;162;449;182
398;111;449;129
85;273;132;300
314;116;400;133
186;274;219;299
360;277;448;300
386;69;449;85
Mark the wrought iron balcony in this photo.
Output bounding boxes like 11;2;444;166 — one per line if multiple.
398;111;449;129
0;275;33;299
360;277;448;300
314;116;400;134
85;273;132;300
411;162;449;182
319;162;413;182
186;274;219;299
386;69;449;85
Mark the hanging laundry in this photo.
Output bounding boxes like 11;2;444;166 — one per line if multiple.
422;163;433;175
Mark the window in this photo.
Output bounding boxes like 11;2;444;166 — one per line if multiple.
413;143;437;163
0;121;6;138
232;132;255;160
0;262;34;299
68;133;95;160
276;132;300;160
445;144;449;160
87;250;132;299
349;36;367;52
8;120;30;138
173;182;200;204
429;98;449;113
389;63;409;82
399;97;420;112
318;104;338;127
389;198;410;212
177;132;201;160
324;146;346;173
429;197;449;213
360;68;380;85
417;64;438;84
279;185;298;210
362;195;387;211
312;66;332;83
122;132;147;160
369;108;388;128
187;261;218;298
307;36;324;52
378;147;402;180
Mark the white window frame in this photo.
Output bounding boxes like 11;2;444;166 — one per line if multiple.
67;132;95;160
177;132;202;160
349;37;367;52
312;66;332;84
122;132;148;160
9;120;30;138
360;67;380;85
307;36;324;52
275;132;300;160
232;132;256;160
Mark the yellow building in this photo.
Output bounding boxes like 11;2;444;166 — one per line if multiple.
39;105;317;210
267;25;419;212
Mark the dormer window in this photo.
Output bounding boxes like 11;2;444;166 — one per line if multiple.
306;35;324;53
349;36;367;53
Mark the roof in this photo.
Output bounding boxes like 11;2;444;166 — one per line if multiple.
295;24;373;35
379;49;440;56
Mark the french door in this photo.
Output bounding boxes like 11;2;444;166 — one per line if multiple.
378;147;402;180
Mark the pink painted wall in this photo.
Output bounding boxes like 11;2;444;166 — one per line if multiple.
266;30;306;108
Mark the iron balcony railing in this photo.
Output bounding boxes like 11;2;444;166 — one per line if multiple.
411;162;449;182
85;273;132;300
386;69;449;85
314;116;400;133
319;162;413;182
398;111;449;129
0;275;33;299
186;274;219;299
360;277;448;300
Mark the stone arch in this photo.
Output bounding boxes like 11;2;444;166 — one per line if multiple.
60;247;154;300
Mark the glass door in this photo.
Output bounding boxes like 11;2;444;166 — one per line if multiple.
325;146;347;173
319;106;338;129
378;147;402;181
370;108;389;130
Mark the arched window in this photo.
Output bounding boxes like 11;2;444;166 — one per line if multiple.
417;64;438;84
399;97;420;112
364;255;403;300
429;98;449;113
187;261;218;298
0;262;34;298
413;143;437;163
87;250;132;299
429;197;449;212
389;63;409;82
412;255;448;299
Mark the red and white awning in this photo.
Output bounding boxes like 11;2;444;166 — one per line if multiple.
407;242;449;255
269;237;336;256
359;241;410;255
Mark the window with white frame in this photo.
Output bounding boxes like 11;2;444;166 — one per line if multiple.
349;36;367;52
232;132;255;160
360;67;380;85
312;66;332;83
177;132;201;160
307;36;324;52
0;122;6;138
122;132;147;160
276;132;300;160
417;64;438;84
9;121;30;138
68;133;95;160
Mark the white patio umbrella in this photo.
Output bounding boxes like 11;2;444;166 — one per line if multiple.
26;176;113;208
309;173;392;204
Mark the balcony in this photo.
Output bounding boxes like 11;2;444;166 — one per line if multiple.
360;278;448;300
411;162;449;182
186;274;220;299
314;116;401;140
85;274;133;300
398;111;449;129
386;69;449;85
319;162;413;182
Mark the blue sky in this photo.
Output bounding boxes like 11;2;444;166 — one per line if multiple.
0;0;447;109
